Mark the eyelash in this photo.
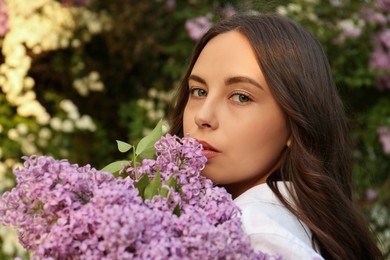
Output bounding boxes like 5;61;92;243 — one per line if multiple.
230;91;253;104
189;87;207;97
189;87;253;104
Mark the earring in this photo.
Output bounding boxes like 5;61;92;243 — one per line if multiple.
286;139;292;148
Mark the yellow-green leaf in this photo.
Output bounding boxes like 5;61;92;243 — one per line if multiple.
116;140;133;153
101;160;130;174
144;171;161;200
135;119;163;158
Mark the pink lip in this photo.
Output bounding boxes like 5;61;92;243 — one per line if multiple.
197;140;221;159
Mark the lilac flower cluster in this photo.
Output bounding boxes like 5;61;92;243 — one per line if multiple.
184;6;236;42
362;0;390;90
185;16;212;41
0;0;9;37
377;126;390;154
0;134;271;259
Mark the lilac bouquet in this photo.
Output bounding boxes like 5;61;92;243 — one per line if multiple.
0;121;271;259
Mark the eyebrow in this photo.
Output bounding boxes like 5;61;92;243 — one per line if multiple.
188;74;263;90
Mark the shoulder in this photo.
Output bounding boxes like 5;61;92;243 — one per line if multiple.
234;183;324;260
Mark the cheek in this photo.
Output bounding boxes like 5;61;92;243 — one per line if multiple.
182;105;192;134
235;115;288;162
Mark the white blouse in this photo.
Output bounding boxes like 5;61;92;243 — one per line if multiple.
234;182;324;260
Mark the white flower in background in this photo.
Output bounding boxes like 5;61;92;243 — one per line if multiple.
89;81;104;91
137;98;146;107
144;100;154;110
1;0;111;127
17;100;50;125
24;76;35;89
135;88;174;130
148;88;158;98
147;110;157;121
37;128;51;148
7;128;18;140
73;78;89;96
50;117;63;131
60;99;79;117
62;119;75;133
0;160;14;192
0;162;5;176
287;3;302;13
20;139;37;155
75;115;96;131
276;6;288;16
16;123;28;135
38;128;52;140
73;71;105;95
4;158;15;168
162;120;170;133
335;19;364;43
71;38;81;48
0;225;26;256
58;99;96;132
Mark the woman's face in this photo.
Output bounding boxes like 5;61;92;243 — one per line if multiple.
183;31;290;197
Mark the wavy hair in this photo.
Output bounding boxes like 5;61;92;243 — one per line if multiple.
169;13;382;259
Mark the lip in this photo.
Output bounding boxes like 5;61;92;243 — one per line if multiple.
197;140;221;159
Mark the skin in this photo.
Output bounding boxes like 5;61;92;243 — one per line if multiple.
183;31;290;198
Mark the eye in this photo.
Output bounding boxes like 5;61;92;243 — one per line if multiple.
190;88;207;97
231;93;252;104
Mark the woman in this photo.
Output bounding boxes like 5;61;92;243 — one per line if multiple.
169;13;382;259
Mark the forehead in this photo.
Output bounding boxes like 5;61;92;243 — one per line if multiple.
191;31;262;78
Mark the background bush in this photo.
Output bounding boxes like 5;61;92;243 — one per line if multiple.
0;0;389;258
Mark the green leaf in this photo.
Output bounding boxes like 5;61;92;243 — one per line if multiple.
135;174;150;199
166;175;177;189
173;204;180;217
101;160;130;174
116;140;133;153
135;119;163;158
144;171;161;200
160;176;177;198
159;187;169;197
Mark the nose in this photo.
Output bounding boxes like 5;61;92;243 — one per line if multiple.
194;98;219;130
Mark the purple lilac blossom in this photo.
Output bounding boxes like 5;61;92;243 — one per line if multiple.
335;20;362;44
374;74;390;90
0;134;271;259
369;39;390;70
377;0;390;12
365;188;378;201
165;0;175;11
221;6;237;18
369;31;390;90
361;8;387;25
185;16;212;41
0;0;9;37
377;126;390;154
379;29;390;49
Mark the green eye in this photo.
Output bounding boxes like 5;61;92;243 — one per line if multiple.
191;88;207;97
231;93;251;103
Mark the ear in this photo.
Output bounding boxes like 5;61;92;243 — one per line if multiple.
286;137;292;148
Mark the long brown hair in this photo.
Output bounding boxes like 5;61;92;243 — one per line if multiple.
169;13;382;259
